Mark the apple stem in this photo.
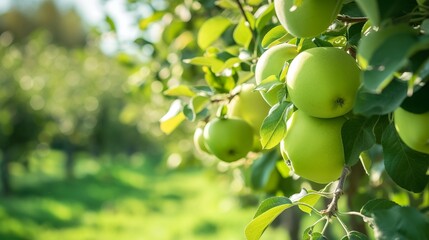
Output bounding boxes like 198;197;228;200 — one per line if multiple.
322;166;350;218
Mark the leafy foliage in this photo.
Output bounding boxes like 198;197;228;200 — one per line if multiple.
99;0;429;239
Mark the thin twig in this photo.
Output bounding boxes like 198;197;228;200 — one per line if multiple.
337;15;368;23
321;167;350;218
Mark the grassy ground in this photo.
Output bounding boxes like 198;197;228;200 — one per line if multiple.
0;152;289;240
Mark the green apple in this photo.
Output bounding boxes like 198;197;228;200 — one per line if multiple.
204;117;254;162
280;110;345;184
228;83;271;150
274;0;343;38
394;108;429;154
286;47;360;118
255;43;298;106
194;127;211;154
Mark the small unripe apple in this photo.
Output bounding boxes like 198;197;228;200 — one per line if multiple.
274;0;343;38
204;117;254;162
228;83;271;150
280;110;345;184
394;108;429;154
255;43;298;106
286;47;360;118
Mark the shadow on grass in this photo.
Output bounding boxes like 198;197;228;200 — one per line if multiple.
0;161;188;239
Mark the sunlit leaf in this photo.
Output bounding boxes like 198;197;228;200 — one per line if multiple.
184;57;224;71
163;85;196;97
359;151;372;175
160;100;186;134
261;25;290;49
197;16;232;49
276;160;290;178
260;102;290;149
105;15;116;32
139;12;164;30
245;197;293;240
290;189;321;214
188;95;210;121
255;4;274;32
233;17;253;49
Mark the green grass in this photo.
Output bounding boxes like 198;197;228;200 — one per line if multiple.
0;152;289;240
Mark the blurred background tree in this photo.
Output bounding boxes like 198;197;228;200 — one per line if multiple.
0;0;298;239
0;0;167;194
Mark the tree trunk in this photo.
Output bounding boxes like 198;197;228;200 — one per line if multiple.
1;150;11;196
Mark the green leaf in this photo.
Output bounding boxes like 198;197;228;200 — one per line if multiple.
290;189;321;214
261;25;291;49
276;160;290;178
341;231;369;240
363;31;417;93
354;0;379;25
204;67;236;93
233;18;253;48
139;12;164;30
312;38;333;47
213;57;242;74
163;85;196;97
186;95;210;121
197;16;232;49
303;228;327;240
184;56;224;71
160;100;186;134
372;206;429;240
353;79;408;117
245;197;293;240
422;19;429;34
105;15;116;32
255;4;275;32
359;151;372;175
381;124;429;192
360;198;399;217
260;102;291;149
342;116;378;166
250;150;280;190
255;75;282;92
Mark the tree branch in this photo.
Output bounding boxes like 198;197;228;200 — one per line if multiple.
321;167;350;218
337;15;368;23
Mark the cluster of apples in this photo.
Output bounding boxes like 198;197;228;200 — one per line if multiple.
278;47;361;184
265;0;359;184
193;83;271;163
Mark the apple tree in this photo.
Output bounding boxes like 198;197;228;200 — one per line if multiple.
123;0;429;239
